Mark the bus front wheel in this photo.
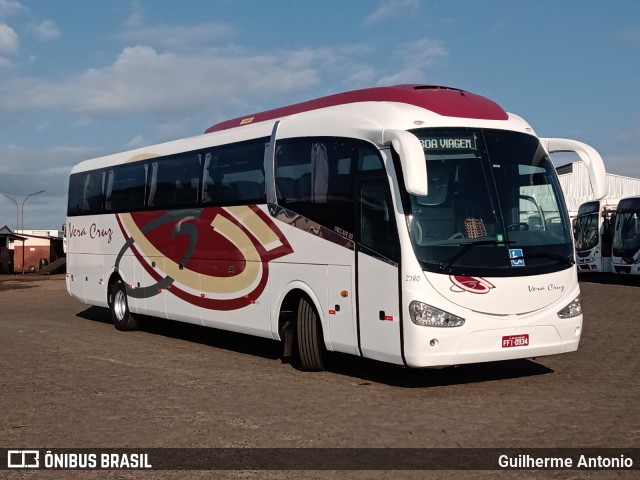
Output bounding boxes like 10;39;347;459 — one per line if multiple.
296;297;325;371
109;279;139;331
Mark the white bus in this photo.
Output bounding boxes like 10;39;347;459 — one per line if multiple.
66;84;607;371
612;196;640;275
573;199;618;273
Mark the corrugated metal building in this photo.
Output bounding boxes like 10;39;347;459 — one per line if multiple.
556;162;640;217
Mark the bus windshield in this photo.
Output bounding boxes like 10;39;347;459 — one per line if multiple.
613;210;640;255
407;128;573;277
574;210;600;252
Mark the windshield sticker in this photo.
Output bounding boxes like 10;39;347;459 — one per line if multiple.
509;248;525;267
450;275;495;294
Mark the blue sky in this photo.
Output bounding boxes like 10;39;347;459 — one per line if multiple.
1;0;639;229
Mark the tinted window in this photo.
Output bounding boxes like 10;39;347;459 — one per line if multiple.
148;153;201;209
68;173;86;216
106;162;147;212
69;171;104;215
202;138;266;206
359;179;399;262
275;137;382;239
67;136;268;216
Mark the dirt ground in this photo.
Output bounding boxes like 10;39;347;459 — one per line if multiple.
0;273;638;480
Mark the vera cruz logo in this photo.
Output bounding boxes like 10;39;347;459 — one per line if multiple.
450;275;495;294
115;205;293;310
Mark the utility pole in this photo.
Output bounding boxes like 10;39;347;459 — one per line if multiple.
2;190;45;274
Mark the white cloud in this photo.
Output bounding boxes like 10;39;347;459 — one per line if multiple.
0;143;99;228
121;2;233;50
617;122;640;142
125;1;145;28
31;19;60;41
365;0;419;25
126;134;146;149
0;0;25;18
377;38;447;85
0;44;351;117
0;144;96;178
0;22;18;54
122;22;234;50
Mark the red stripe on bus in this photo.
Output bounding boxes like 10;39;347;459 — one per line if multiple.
205;85;508;133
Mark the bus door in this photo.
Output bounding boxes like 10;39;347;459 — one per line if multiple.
356;176;403;364
601;210;616;272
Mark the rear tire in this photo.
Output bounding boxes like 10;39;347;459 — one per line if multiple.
296;297;325;371
109;279;139;331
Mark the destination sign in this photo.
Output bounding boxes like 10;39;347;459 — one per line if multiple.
419;136;476;151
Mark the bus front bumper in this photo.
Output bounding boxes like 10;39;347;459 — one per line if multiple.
403;318;582;368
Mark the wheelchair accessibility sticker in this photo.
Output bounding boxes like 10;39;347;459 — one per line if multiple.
509;248;525;267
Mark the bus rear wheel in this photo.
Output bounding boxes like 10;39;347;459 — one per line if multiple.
296;297;325;371
109;278;139;331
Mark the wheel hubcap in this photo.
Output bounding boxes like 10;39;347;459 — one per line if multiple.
114;289;127;321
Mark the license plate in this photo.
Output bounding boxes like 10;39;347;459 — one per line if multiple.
502;334;529;348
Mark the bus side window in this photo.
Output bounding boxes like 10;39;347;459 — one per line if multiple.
275;136;385;239
106;162;147;212
201;138;267;206
151;153;200;209
80;171;105;215
359;179;399;262
68;173;87;216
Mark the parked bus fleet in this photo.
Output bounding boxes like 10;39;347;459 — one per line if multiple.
573;196;640;276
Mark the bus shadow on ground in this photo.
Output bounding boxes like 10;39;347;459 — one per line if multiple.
76;306;282;361
325;353;553;388
578;273;640;287
76;306;113;324
77;306;554;388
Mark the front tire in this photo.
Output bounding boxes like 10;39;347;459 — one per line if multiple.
109;279;139;331
296;297;325;371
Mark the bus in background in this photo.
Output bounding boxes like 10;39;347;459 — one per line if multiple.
612;196;640;275
66;84;607;371
573;199;618;273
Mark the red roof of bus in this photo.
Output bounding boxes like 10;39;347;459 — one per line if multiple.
205;84;509;133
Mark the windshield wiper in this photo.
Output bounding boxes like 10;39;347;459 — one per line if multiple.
437;240;514;272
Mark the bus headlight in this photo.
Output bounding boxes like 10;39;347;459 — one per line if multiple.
557;295;582;319
409;301;465;327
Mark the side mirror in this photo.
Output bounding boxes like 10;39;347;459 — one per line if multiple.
382;129;428;196
541;138;607;200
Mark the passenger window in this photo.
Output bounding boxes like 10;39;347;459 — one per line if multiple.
79;171;105;214
275;137;380;238
359;179;399;262
201;138;266;205
67;173;87;216
105;162;147;212
360;153;384;172
148;153;200;209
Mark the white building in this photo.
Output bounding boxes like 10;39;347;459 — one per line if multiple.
556;162;640;218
